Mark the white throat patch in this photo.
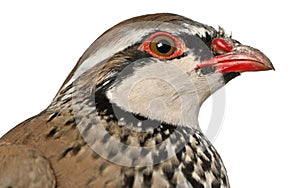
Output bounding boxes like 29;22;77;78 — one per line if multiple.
106;58;225;128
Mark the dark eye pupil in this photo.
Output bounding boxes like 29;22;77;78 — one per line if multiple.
156;40;171;54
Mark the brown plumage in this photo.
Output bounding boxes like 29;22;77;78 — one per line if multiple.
0;13;273;188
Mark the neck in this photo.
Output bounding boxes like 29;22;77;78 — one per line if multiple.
43;75;229;185
50;82;208;166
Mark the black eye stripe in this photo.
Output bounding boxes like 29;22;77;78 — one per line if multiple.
179;34;213;62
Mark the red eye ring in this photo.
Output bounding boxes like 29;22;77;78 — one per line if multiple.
141;32;183;59
211;38;233;54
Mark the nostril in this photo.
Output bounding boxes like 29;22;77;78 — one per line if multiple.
211;38;233;54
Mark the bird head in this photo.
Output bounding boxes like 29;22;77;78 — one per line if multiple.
56;13;274;129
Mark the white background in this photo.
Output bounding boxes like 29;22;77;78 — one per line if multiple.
0;1;299;187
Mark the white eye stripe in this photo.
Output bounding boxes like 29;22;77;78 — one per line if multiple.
65;26;152;87
182;23;214;38
64;21;215;88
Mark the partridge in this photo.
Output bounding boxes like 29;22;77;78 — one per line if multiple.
0;13;274;188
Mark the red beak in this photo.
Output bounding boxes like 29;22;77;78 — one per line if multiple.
195;45;274;73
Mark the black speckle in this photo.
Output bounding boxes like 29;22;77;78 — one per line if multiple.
59;145;81;159
62;97;72;104
214;159;222;172
140;148;150;157
176;147;185;161
60;147;73;159
200;173;206;181
222;176;228;185
184;162;194;173
107;147;117;159
182;166;204;188
171;160;180;170
200;66;216;75
47;112;59;122
46;127;58;138
82;123;92;138
65;118;75;126
203;149;212;161
143;171;152;187
212;180;221;188
120;144;128;152
99;163;108;174
120;133;129;143
143;133;153;142
102;133;111;143
163;168;174;181
133;113;148;121
72;145;81;155
200;155;211;171
124;174;134;188
139;140;146;147
92;151;100;159
60;84;72;95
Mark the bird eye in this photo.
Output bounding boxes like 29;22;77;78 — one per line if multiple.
150;35;175;56
142;32;183;59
